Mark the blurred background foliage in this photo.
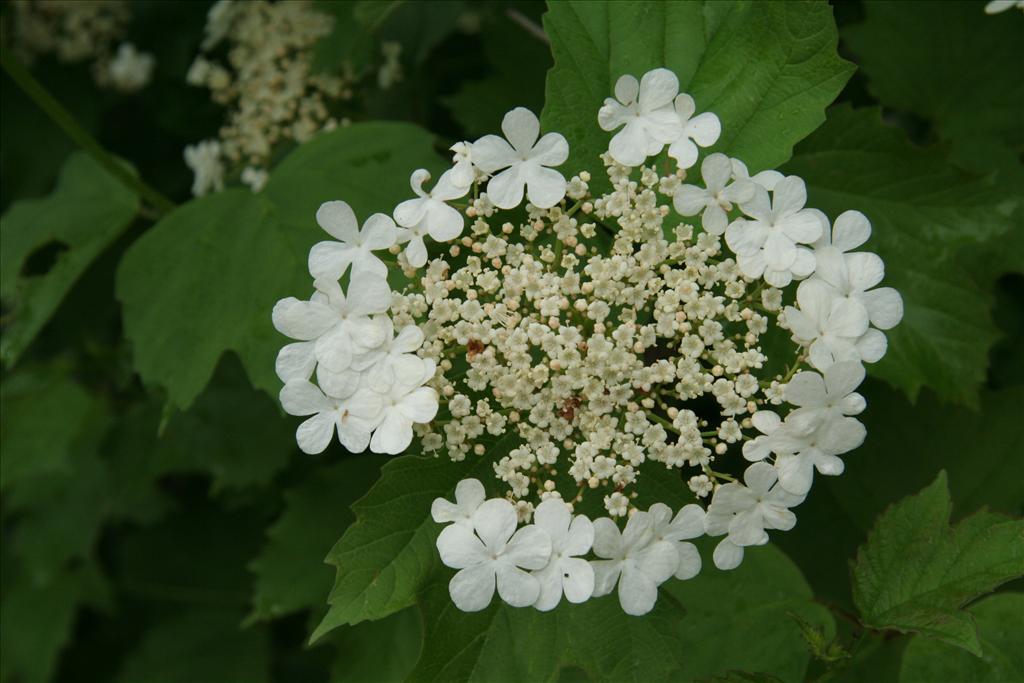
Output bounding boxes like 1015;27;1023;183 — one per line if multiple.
0;1;1021;682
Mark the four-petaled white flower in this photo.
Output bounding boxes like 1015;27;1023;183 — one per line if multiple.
673;153;755;235
531;499;595;611
784;279;881;371
667;93;721;169
394;168;471;268
432;478;487;529
812;210;904;332
368;358;439;454
308;201;397;280
704;462;805;570
437;498;552;611
784;361;867;422
598;69;681;167
726;176;823;287
591;511;679;615
272;275;391;374
351;317;426;388
648;503;705;580
279;380;382;454
471;107;569;210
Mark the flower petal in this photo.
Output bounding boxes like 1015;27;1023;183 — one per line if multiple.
474;498;518;549
397;387;439;423
617;564;659;616
674;542;702;580
531;132;569;167
272;298;336;340
437;523;488;569
368;409;413;454
501;107;540;153
275;341;316;382
295;411;337;454
485;166;525;210
503;525;552;570
449;563;496;612
832;210;872;252
713;539;744;570
308;241;356;280
316;200;359;242
524;165;567;209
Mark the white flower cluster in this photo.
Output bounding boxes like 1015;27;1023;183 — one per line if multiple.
184;0;351;195
431;480;704;615
273;67;904;615
6;0;154;92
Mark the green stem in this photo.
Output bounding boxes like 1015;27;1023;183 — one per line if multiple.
1;49;177;216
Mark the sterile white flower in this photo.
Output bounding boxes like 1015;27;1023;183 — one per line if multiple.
648;503;705;580
704;462;805;570
351;317;426;387
666;93;721;169
308;201;397;280
394;168;471;267
783;279;879;370
272;275;391;373
590;511;678;615
598;69;681;167
449;142;479;186
744;366;867;496
812;210;904;332
768;411;865;495
470;107;568;210
436;498;552;611
672;153;755;235
726;176;823;287
531;499;595;611
368;358;439;454
183;139;224;197
783;361;867;420
279;380;382;454
432;478;487;529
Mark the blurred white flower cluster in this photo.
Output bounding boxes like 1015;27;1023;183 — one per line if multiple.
184;0;352;195
6;0;154;92
273;67;903;615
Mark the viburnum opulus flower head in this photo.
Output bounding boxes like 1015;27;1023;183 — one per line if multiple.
272;66;903;615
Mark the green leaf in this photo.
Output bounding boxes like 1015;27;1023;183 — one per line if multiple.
311;442;513;641
248;455;383;622
782;105;1015;407
152;357;294;493
264;121;441;243
329;607;423;683
843;1;1024;151
899;593;1024;683
851;472;1024;655
0;152;138;366
118;122;441;409
117;189;298;410
0;365;97;491
114;610;270;683
409;543;832;683
541;0;853;188
0;559;108;683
